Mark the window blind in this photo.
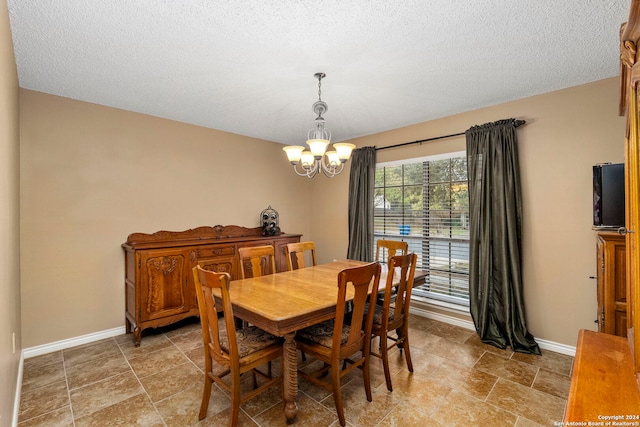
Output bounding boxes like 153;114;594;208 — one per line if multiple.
374;155;470;307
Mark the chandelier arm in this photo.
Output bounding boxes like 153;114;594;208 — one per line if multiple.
320;159;345;178
291;165;311;177
309;160;321;178
292;161;320;178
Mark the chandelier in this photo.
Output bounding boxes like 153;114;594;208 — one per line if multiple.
283;72;355;178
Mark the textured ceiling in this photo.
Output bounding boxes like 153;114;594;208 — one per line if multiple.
6;1;631;146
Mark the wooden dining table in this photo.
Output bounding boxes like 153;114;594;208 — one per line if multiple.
225;259;425;423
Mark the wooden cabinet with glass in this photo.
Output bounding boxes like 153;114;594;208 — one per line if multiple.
564;2;640;421
122;225;301;346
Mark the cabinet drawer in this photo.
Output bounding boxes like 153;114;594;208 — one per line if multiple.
196;244;236;258
198;258;235;276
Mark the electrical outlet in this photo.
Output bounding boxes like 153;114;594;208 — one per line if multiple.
12;332;15;354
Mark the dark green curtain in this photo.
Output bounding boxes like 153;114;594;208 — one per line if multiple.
347;147;376;261
466;119;540;355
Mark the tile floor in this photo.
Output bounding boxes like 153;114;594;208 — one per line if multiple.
17;316;573;426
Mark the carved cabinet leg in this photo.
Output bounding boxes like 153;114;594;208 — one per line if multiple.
133;326;141;347
282;332;298;422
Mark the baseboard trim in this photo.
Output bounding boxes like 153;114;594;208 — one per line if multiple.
11;352;24;427
20;309;576;360
409;306;576;357
22;326;127;359
534;337;576;357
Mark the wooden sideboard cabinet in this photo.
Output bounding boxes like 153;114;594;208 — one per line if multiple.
122;225;301;346
596;231;627;337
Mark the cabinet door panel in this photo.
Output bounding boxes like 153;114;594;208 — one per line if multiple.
597;232;628;337
597;238;605;331
616;309;629;337
140;249;189;321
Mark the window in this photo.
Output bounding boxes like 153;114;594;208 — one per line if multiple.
374;152;470;308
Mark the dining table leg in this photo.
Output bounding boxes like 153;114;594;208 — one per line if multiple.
282;332;298;423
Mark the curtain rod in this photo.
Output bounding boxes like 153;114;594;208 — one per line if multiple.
375;119;526;151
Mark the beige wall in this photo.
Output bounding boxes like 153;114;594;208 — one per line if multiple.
18;75;625;352
312;77;625;347
19;90;314;347
0;0;21;423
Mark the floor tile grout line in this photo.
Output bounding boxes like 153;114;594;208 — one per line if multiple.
115;334;169;427
481;358;499;404
462;377;523;426
15;385;71;424
163;325;206;375
62;341;132;394
152;327;240;426
68;338;145;424
370;392;401;427
471;341;573;401
248;397;280;426
15;351;62;424
529;365;541;388
61;346;78;427
486;375;566;425
426;386;458;426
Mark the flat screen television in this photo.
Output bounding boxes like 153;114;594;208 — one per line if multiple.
593;163;625;228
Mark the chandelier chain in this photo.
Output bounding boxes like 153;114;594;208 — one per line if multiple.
317;75;322;102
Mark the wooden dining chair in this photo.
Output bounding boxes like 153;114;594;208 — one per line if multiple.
285;241;317;270
192;265;283;426
368;252;417;392
238;245;277;279
295;262;381;427
375;239;408;265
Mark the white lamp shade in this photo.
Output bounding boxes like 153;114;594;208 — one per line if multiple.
283;145;305;163
326;150;339;167
300;151;315;167
333;143;356;161
307;139;329;158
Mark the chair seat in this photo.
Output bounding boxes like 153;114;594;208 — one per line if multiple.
365;303;395;327
296;319;349;348
220;326;282;358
